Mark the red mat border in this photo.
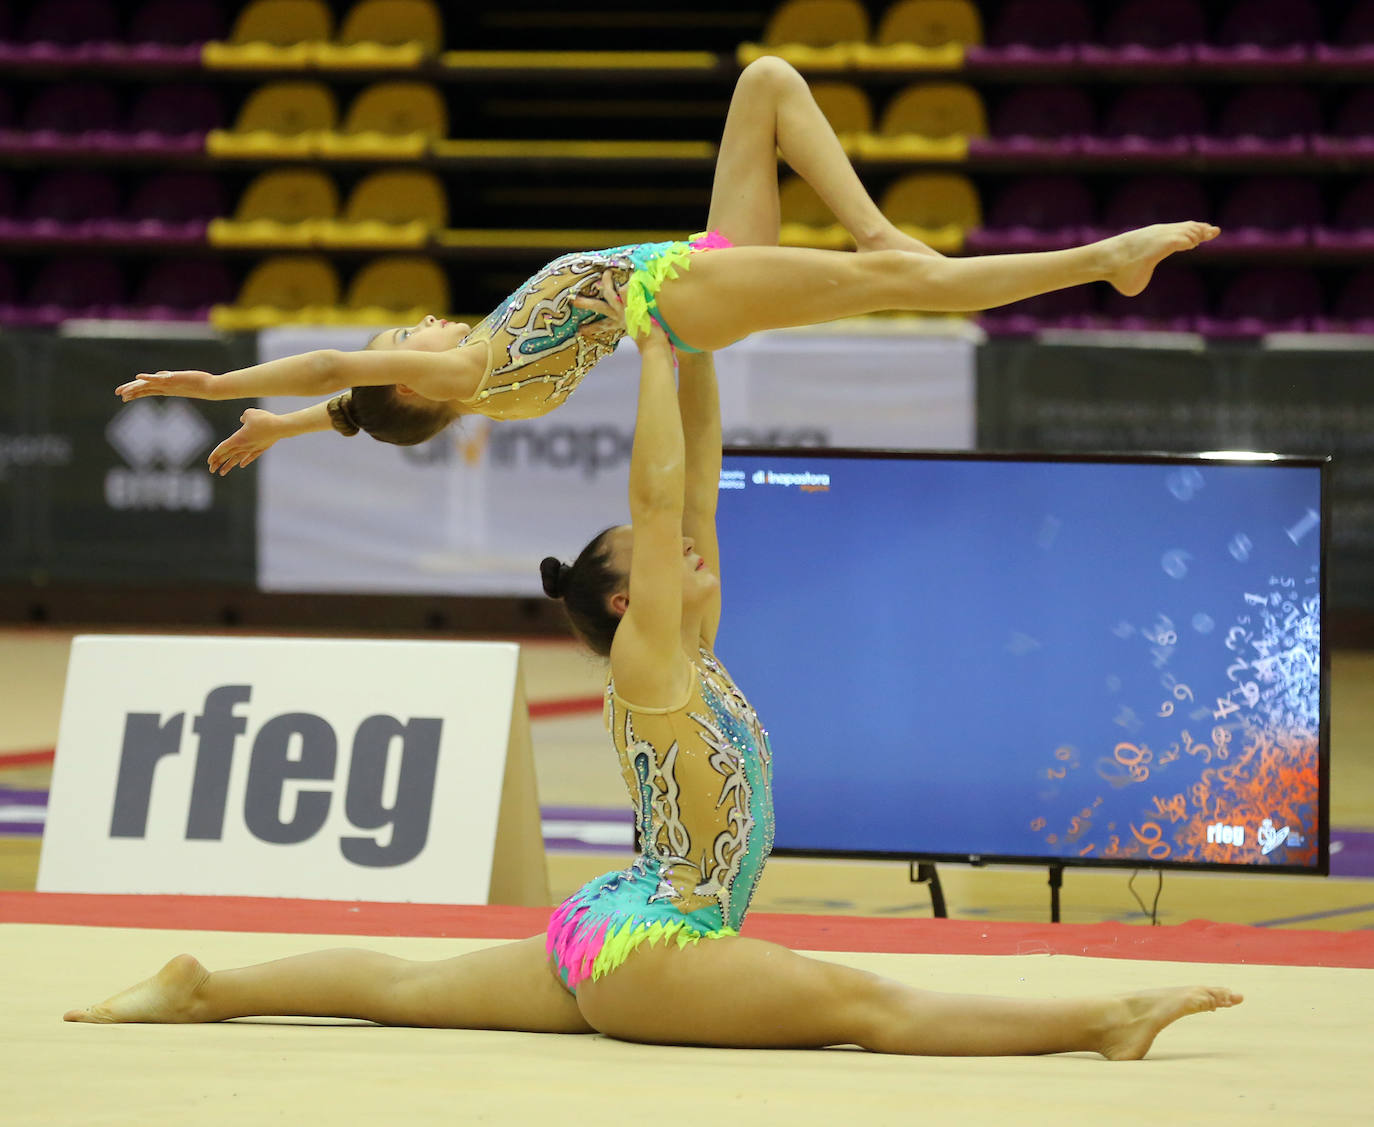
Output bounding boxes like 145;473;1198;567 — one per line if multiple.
2;892;1370;968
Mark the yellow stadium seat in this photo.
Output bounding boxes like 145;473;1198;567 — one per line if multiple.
778;176;852;250
810;82;873;146
851;0;980;67
738;0;869;69
206;82;339;157
202;0;333;67
211;254;342;329
855;82;986;159
346;256;450;320
313;0;442;66
316;169;447;247
316;82;448;158
208;170;340;247
879;172;981;252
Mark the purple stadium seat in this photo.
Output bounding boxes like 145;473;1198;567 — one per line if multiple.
24;257;127;325
1313;87;1374;158
1194;85;1319;157
124;172;226;242
1101;265;1206;333
134;259;235;320
1315;0;1374;64
22;0;119;44
965;0;1092;67
964;176;1095;252
1195;0;1318;66
20;170;121;242
1094;177;1211;239
1216;177;1321;250
1195;268;1324;337
13;82;121;155
128;0;227;45
1080;0;1205;66
0;87;13;130
121;85;226;153
1314;271;1374;333
978;287;1097;336
1313;179;1374;252
1082;85;1206;158
0;171;14;216
0;260;18;325
968;86;1093;158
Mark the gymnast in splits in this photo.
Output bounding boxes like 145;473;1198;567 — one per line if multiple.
69;279;1242;1058
113;57;1218;473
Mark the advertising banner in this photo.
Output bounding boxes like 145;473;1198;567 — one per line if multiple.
39;635;547;904
0;331;257;586
256;327;976;596
976;342;1374;612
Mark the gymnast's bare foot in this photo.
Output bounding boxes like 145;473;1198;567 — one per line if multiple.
63;953;211;1024
1102;221;1220;297
1096;986;1243;1060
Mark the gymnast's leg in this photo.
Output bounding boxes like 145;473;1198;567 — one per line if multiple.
655;222;1218;352
63;936;593;1033
706;56;939;254
574;934;1242;1059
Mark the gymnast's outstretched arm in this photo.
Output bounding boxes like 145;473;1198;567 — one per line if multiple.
676;350;723;648
205;401;334;476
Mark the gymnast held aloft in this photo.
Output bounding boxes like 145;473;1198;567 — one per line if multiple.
113;57;1218;472
69;277;1242;1057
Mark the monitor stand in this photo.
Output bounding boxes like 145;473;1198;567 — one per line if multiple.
910;861;1067;922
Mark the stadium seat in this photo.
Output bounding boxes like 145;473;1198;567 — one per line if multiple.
22;0;120;45
313;0;443;64
850;0;980;68
878;173;980;252
206;82;339;158
126;172;228;240
856;83;986;159
213;254;342;329
1195;86;1320;157
738;0;869;68
1098;177;1211;237
1196;268;1324;337
1313;87;1374;158
1315;0;1374;64
316;82;448;157
317;169;447;247
202;0;333;66
969;86;1092;159
810;82;873;144
1195;0;1318;65
26;257;128;325
22;82;121;139
209;169;340;246
127;0;227;44
1081;0;1204;65
1100;265;1206;333
1082;85;1207;158
345;256;450;321
966;0;1091;66
964;176;1095;252
1314;270;1374;333
135;259;237;319
1217;178;1321;250
978;287;1097;336
124;85;226;153
1314;179;1374;252
24;170;120;229
777;176;850;250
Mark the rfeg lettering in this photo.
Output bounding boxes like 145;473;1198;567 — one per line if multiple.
109;685;442;867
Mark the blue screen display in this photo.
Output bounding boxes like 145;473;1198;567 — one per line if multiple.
715;453;1325;870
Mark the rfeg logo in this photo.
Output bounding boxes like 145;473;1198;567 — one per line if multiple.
105;400;215;511
109;685;442;867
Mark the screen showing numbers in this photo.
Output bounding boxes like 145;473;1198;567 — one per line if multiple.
715;452;1327;872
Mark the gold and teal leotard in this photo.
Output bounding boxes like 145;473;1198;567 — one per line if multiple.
546;646;774;991
458;231;732;421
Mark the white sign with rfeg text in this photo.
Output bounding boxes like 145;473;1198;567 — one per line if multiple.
39;635;538;903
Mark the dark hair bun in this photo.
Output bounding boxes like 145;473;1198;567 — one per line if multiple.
326;392;360;437
539;556;570;599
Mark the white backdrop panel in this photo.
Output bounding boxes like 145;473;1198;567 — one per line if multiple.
257;327;974;595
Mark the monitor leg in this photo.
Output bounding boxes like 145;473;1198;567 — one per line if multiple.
909;861;947;919
1048;863;1064;923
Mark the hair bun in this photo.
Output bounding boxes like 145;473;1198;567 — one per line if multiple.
326;392;360;437
539;556;570;599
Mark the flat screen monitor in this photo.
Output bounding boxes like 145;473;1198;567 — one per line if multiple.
715;450;1328;874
